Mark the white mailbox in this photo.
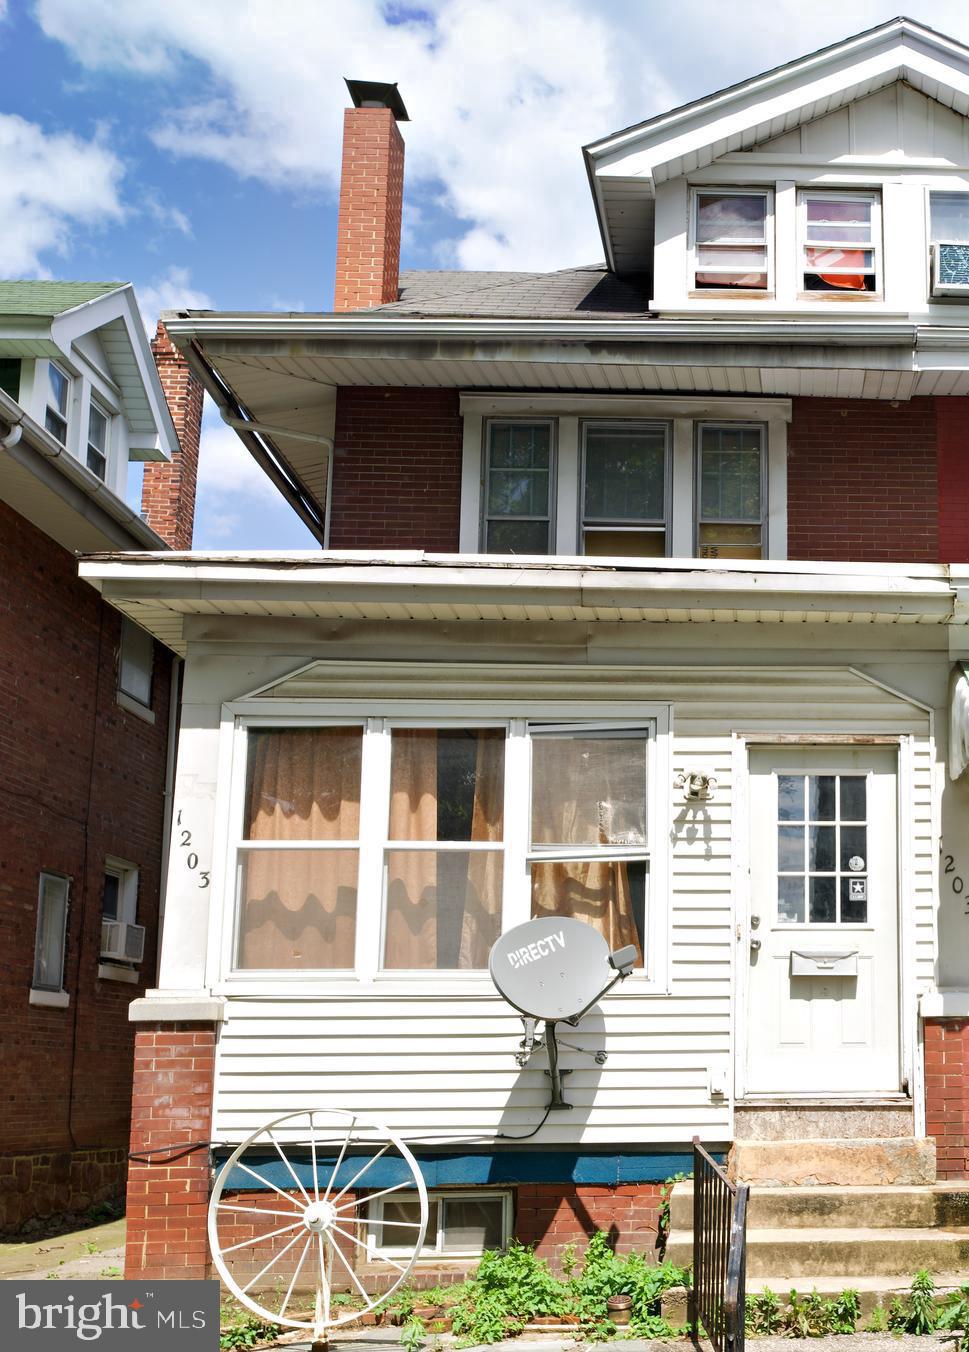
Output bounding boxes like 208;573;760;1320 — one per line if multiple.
790;950;858;977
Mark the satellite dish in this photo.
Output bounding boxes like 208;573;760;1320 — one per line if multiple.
490;916;616;1022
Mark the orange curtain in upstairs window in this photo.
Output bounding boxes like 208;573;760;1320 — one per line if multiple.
237;728;362;969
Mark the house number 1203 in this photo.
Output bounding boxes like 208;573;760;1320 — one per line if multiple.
176;810;210;888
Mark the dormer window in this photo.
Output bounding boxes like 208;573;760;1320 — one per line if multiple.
45;362;70;445
691;190;771;291
86;401;109;480
800;191;880;293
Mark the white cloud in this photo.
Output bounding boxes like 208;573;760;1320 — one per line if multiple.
135;264;213;334
196;410;269;500
0;112;124;275
34;1;969;273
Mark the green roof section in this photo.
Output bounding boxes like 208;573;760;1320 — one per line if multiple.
0;280;127;317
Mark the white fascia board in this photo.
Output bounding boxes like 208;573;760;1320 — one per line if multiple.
587;21;969;184
52;286;177;463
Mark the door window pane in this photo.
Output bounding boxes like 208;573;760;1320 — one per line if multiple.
775;772;869;925
484;423;552;555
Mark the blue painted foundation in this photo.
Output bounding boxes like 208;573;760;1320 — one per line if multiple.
214;1149;722;1192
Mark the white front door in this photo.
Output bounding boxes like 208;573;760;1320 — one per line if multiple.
744;747;900;1096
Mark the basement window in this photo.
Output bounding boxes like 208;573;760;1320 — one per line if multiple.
691;189;771;291
367;1190;511;1258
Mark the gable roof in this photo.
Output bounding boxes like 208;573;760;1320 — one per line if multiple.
0;280;126;317
585;15;969;272
370;265;650;319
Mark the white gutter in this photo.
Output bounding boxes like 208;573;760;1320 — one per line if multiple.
162;313;918;346
0;388;167;551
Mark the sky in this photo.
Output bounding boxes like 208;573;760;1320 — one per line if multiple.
6;0;969;548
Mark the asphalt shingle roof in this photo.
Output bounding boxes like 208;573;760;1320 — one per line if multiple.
372;265;650;319
0;280;126;318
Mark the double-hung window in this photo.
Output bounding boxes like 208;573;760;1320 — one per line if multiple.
86;401;109;480
696;423;766;559
32;872;70;993
45;362;70;444
691;190;771;291
800;191;880;293
581;422;669;557
482;421;554;554
230;717;656;977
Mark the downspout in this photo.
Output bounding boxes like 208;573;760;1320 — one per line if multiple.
155;653;182;987
1;412;25;450
323;441;335;548
185;339;328;544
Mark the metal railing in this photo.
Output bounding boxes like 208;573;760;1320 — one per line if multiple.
690;1137;749;1352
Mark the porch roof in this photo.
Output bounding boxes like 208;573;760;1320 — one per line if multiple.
78;551;968;657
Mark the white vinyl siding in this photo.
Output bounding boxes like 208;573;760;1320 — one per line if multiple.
208;660;933;1148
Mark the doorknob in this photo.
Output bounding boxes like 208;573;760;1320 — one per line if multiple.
751;914;761;929
749;937;762;952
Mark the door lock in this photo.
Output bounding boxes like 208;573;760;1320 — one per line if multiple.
750;914;761;929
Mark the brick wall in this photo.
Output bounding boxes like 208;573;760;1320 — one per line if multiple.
924;1018;969;1180
333;106;405;312
0;500;171;1230
936;398;969;562
125;1024;216;1280
516;1183;662;1268
329;387;463;550
141;323;204;550
787;397;939;561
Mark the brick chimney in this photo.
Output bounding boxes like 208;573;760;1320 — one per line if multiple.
333;80;408;312
142;322;204;549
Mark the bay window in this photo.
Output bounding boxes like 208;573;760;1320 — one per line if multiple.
228;715;661;981
691;189;771;291
800;191;880;293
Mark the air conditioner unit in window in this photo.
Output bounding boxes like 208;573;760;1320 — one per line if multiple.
931;242;969;297
100;919;145;963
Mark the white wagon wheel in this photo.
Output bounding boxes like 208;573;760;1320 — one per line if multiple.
209;1108;427;1342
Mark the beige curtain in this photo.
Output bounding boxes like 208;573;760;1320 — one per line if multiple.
384;730;503;969
530;736;644;964
238;728;361;969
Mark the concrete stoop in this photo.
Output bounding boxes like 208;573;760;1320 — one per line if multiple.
667;1145;969;1313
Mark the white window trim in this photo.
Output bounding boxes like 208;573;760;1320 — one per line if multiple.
688;186;774;294
86;397;111;481
797;188;882;297
459;396;790;562
31;871;70;999
366;1188;512;1260
209;699;672;998
480;418;557;554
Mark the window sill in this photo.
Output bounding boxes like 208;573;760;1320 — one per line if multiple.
97;962;140;984
215;975;668;999
117;690;155;724
797;291;881;302
688;289;774;300
29;987;70;1008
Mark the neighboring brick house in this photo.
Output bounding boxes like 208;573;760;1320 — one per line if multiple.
0;283;201;1230
74;23;969;1330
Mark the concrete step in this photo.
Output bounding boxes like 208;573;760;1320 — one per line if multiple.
729;1137;936;1186
669;1181;969;1231
744;1274;969;1317
666;1226;969;1278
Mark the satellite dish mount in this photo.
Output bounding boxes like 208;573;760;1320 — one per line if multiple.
489;918;637;1110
